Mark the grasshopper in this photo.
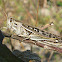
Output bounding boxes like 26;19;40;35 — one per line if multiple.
7;17;62;44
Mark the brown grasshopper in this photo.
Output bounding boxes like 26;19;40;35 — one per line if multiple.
7;17;62;44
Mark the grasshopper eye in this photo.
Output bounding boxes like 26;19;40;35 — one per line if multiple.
14;23;17;25
10;18;12;22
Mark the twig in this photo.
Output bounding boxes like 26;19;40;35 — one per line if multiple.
40;22;54;30
2;0;7;19
48;51;54;62
35;0;39;26
1;30;62;53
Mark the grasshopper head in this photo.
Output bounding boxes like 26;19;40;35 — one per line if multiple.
7;17;18;33
7;17;22;35
7;17;14;29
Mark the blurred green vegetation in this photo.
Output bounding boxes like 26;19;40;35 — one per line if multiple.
57;1;62;6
